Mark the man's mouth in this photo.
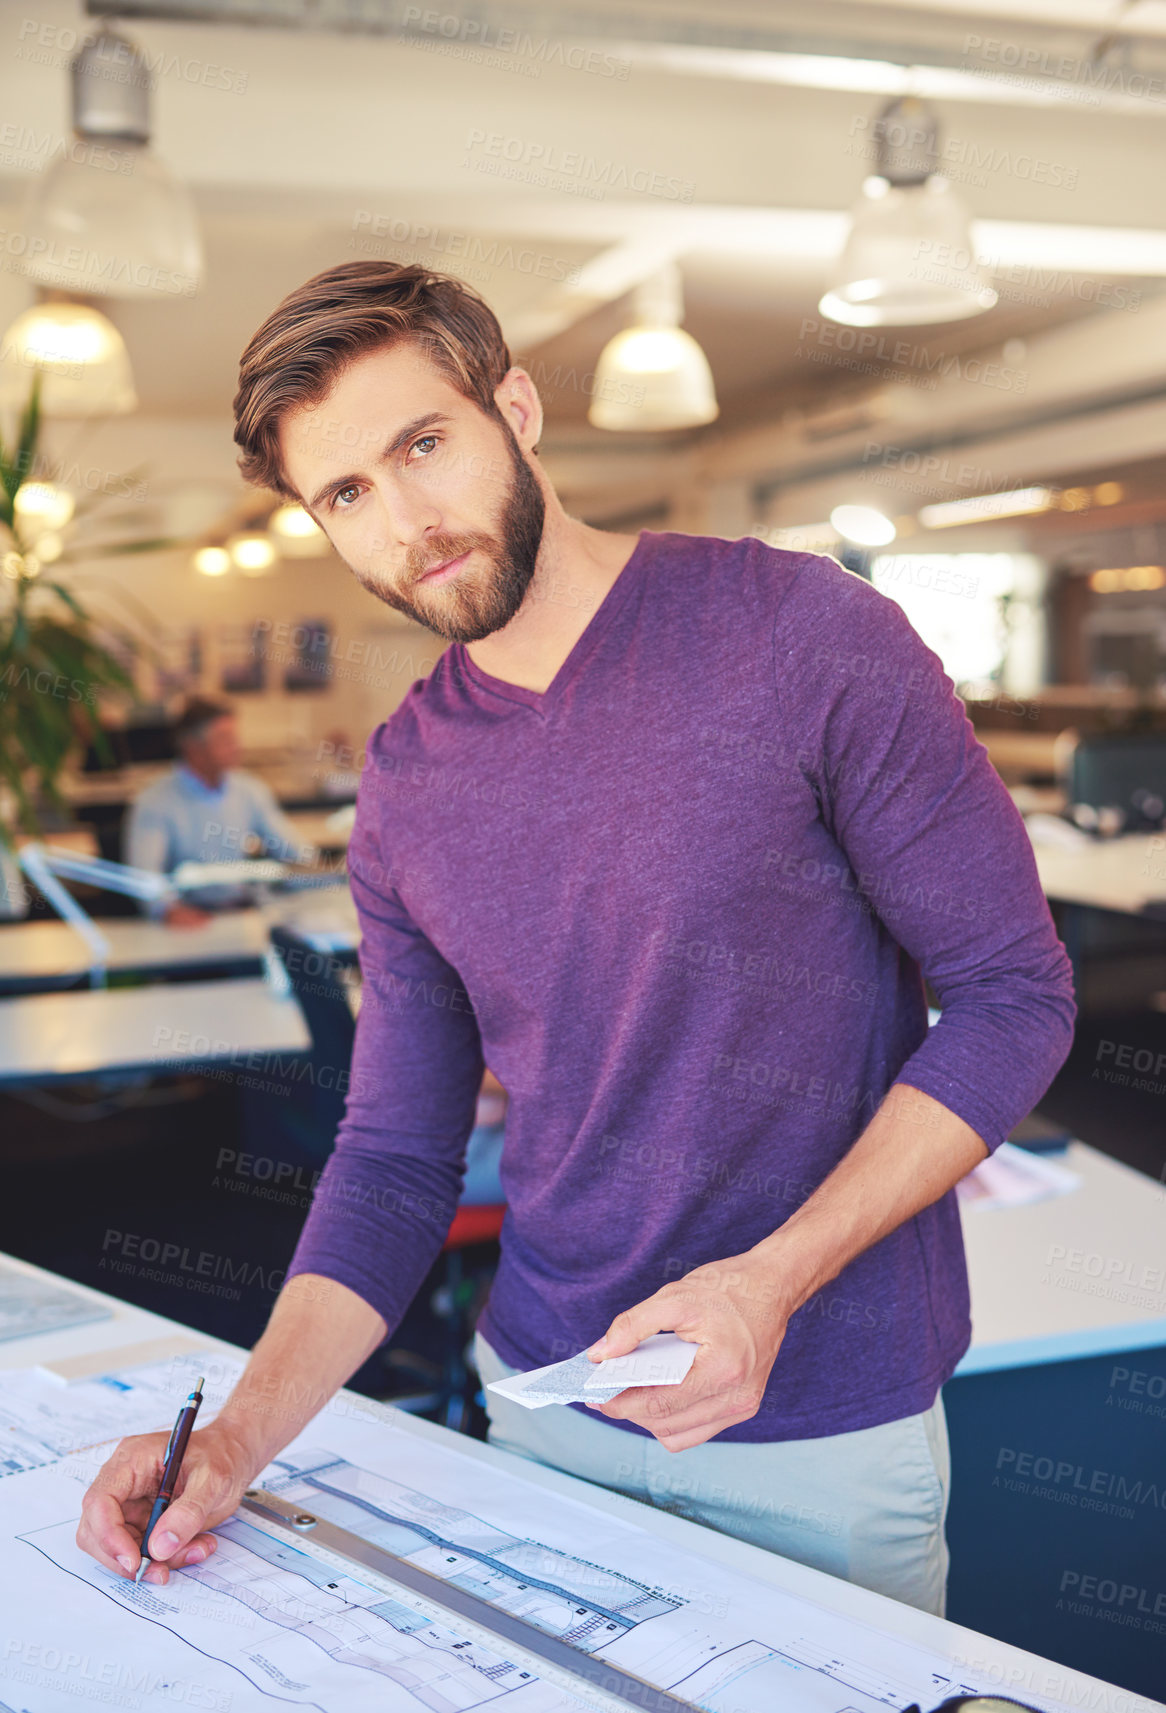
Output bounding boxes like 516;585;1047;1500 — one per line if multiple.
416;548;472;586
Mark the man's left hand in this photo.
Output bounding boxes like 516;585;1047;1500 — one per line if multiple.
584;1252;790;1451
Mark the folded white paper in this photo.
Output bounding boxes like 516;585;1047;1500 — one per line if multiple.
486;1333;699;1410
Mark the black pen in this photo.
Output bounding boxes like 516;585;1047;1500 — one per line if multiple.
134;1376;204;1583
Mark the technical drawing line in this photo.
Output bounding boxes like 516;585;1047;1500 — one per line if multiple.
16;1530;328;1713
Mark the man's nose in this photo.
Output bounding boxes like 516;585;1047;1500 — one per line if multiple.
373;480;443;548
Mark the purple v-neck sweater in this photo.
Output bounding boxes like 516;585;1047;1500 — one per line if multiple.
286;532;1075;1441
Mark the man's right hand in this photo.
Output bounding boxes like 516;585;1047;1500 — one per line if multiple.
74;1274;389;1585
76;1419;257;1585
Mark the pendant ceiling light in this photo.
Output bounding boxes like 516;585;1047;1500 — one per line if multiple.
0;299;137;414
589;265;718;432
17;25;203;300
819;96;997;327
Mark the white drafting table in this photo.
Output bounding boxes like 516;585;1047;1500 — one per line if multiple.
0;1251;1156;1713
0;978;310;1082
956;1140;1166;1374
1029;830;1166;915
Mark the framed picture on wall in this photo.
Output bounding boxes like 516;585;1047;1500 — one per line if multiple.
155;626;203;700
219;623;266;693
283;617;333;692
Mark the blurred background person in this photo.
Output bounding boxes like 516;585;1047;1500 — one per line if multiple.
125;695;312;924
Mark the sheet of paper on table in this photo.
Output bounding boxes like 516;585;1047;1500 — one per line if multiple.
0;1351;224;1479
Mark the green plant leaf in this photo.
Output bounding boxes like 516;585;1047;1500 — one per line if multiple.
42;579;87;621
14;370;42;492
0;386;189;843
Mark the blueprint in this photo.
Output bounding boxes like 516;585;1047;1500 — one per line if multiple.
0;1354;1123;1713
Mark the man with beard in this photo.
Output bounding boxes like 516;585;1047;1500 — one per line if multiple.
78;263;1075;1616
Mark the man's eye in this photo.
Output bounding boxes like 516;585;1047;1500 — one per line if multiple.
332;484;361;509
411;434;439;457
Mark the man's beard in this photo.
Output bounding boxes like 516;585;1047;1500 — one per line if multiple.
351;425;546;644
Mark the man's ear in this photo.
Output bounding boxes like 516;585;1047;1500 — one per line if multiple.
494;366;543;452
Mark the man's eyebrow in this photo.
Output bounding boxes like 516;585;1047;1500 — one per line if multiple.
304;411;453;513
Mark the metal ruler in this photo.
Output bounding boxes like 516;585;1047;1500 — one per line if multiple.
240;1487;699;1713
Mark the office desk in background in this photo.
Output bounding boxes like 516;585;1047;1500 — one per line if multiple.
0;978;311;1083
1030;829;1166;916
0;914;271;995
1027;823;1166;1021
284;805;354;853
958;1142;1166;1370
949;1141;1166;1697
0;887;359;997
0;1251;1154;1713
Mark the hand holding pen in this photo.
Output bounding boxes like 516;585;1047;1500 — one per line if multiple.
135;1376;205;1582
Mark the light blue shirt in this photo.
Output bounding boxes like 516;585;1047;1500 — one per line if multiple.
124;765;308;912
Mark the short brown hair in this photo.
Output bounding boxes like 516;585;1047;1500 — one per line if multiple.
232;262;513;497
174;695;233;748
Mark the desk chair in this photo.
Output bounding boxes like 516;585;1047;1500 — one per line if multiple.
1054;732;1166;1003
267;925;505;1430
267;924;357;1143
1062;729;1166;831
